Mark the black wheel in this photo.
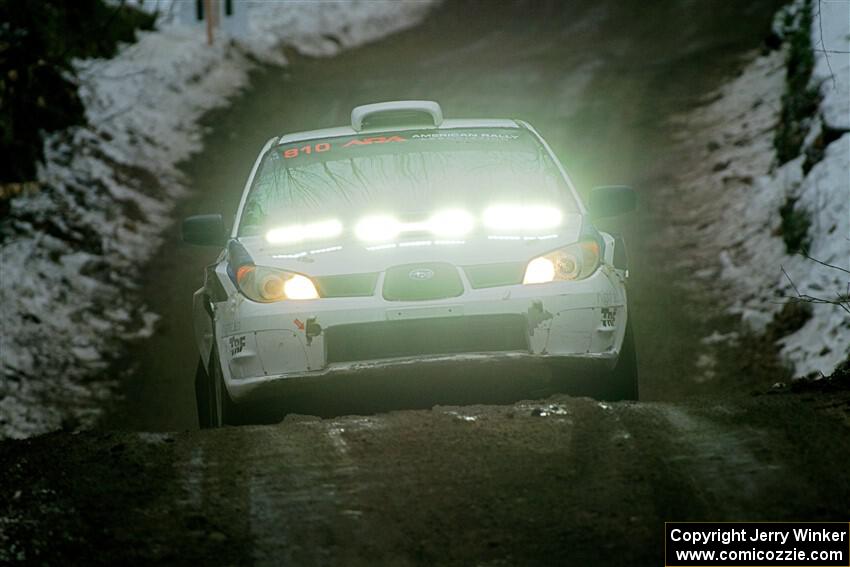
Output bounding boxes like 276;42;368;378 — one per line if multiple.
195;358;213;429
548;318;639;401
598;319;639;401
195;347;235;428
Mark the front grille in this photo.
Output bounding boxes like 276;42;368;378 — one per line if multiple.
382;262;464;301
325;314;529;363
464;262;525;288
314;273;378;298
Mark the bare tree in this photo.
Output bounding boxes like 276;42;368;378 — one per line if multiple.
781;250;850;315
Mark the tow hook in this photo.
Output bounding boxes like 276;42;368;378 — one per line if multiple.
305;317;322;345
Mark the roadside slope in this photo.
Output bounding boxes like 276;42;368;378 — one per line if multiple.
662;0;849;385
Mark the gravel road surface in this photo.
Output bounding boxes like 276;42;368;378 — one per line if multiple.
4;392;850;564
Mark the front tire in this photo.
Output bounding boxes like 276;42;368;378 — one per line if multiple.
195;347;235;428
195;358;213;428
549;319;639;401
598;319;639;401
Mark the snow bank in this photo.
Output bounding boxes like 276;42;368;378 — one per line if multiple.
0;1;437;439
813;0;850;131
670;1;849;379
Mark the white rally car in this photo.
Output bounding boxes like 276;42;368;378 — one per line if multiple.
183;101;637;427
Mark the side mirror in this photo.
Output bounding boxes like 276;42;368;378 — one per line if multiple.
588;185;636;219
182;214;226;246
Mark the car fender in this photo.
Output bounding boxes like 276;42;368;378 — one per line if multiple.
600;231;628;281
600;232;615;265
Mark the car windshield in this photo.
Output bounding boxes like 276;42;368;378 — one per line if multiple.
238;128;578;237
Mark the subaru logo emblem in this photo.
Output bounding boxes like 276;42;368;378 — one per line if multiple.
408;268;435;281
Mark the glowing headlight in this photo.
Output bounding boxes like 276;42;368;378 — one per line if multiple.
266;219;342;245
428;209;474;237
235;265;319;301
523;257;556;284
527;205;563;229
483;205;516;230
355;215;400;242
283;274;320;300
522;239;601;284
483;204;563;231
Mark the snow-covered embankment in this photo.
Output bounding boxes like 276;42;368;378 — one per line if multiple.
0;1;437;439
672;0;849;379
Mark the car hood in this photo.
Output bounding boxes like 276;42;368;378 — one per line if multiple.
238;216;584;277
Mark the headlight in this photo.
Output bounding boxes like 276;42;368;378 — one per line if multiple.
355;215;401;242
428;209;475;237
235;265;319;301
483;204;562;231
523;239;601;284
266;219;342;245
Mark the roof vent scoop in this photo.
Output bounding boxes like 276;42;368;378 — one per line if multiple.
351;100;443;132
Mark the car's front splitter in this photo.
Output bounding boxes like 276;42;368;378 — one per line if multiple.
228;350;617;405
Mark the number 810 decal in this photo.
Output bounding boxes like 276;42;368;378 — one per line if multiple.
282;143;331;159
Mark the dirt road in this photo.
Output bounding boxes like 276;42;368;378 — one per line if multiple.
4;392;849;565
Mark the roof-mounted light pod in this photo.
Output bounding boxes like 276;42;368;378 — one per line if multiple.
351;100;443;131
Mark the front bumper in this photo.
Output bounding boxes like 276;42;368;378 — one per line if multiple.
231;351;616;405
215;266;627;403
